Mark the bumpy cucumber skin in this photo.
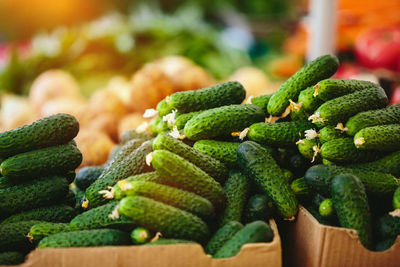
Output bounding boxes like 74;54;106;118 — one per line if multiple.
205;221;243;255
119;196;210;242
120;130;153;145
281;169;294;184
290;107;311;121
85;140;153;208
157;99;174;117
319;198;334;218
267;55;339;116
375;237;397;252
193;140;240;168
319;126;347;144
248;121;314;147
0;176;69;214
75;166;105;190
393;187;400;210
38;229;131;248
304;165;399;197
130;227;151;244
213;220;274;258
113;172;166;199
151;150;226;211
146;239;196;245
354;124;400;151
169;81;246;113
298;86;324;113
331;174;373;250
184;104;265;140
376;214;400;240
70;201;133;231
345;104;400;136
1;205;76;224
29;222;71;244
115;181;215;220
0;113;79;158
290;178;310;199
315;79;378;101
297;138;320;161
0;144;82;180
104;139;144;171
149;117;161;135
153;134;228;184
321;138;384;163
0;251;25;265
346;151;400;177
173;111;203;130
251;94;272;116
0;176;13;189
313;86;388;127
243;194;275;223
238;141;298;218
219;171;250;226
0;220;41;251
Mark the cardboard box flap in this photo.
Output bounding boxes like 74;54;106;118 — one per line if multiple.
9;219;281;267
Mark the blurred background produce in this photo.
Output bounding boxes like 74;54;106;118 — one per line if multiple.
0;0;399;167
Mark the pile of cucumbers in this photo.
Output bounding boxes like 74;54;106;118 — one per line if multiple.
2;53;400;265
0;113;82;265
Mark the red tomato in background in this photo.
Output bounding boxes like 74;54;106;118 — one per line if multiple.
390;86;400;105
355;27;400;72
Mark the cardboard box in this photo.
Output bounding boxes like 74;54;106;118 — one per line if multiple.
285;206;400;267
9;219;281;267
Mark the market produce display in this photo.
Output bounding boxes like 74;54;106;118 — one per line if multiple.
1;53;400;266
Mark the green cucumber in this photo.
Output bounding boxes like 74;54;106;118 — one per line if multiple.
248;121;314;147
149;117;161;135
321;138;384;163
376;214;400;240
282;168;294;184
112;180;215;220
237;141;298;218
319;198;334;218
168;81;246;113
0;113;79;158
153;134;228;184
311;86;388;127
119;196;209;242
70;201;134;231
0;176;13;189
173;111;203;130
151;150;226;211
393;187;400;210
331;173;373;249
113;172;166;199
375;237;397;252
38;229;131;248
319;125;347;144
213;220;274;258
28;222;71;244
75;166;105;191
346;151;400;176
205;221;243;255
156;99;174;117
84;140;153;208
304;165;399;197
313;79;378;101
298;86;324;113
146;239;196;246
218;170;250;226
306;206;335;226
131;227;151;244
104;139;144;171
0;251;25;265
297;138;320;162
0;144;82;180
184;104;265;140
354;124;400;151
267;54;339;116
251;94;272;116
193;140;240;168
290;178;310;199
243;194;275;223
0;220;41;251
120;129;153;144
290;106;311;121
1;205;76;224
345;104;400;136
0;176;69;214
